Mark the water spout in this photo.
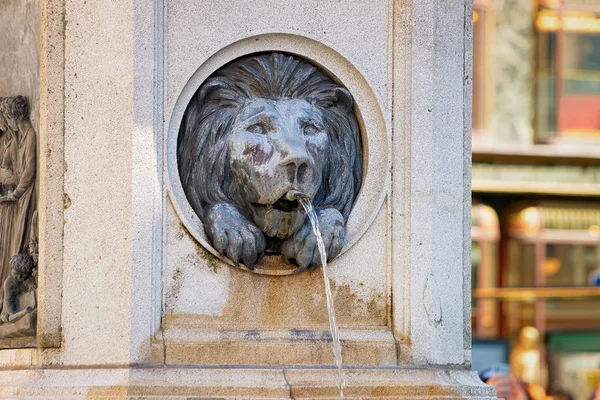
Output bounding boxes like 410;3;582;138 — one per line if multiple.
284;189;303;202
287;189;345;399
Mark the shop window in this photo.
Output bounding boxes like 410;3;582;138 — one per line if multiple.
504;202;600;336
544;244;598;287
472;202;500;339
535;0;600;143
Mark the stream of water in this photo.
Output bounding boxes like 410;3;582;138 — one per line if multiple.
289;191;345;399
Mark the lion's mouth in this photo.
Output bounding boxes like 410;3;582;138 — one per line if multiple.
272;194;300;212
249;191;307;239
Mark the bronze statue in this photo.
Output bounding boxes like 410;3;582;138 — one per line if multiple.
177;53;363;272
510;326;548;387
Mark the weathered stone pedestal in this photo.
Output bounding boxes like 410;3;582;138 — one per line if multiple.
0;0;496;398
0;368;495;399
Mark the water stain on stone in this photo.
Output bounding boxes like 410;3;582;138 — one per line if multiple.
168;267;183;306
174;265;387;329
331;284;387;326
244;330;260;339
196;246;222;273
370;382;464;399
63;192;71;209
174;221;186;241
174;219;222;273
290;328;330;341
86;386;128;399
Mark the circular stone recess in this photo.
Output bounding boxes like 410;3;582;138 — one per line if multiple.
167;34;389;275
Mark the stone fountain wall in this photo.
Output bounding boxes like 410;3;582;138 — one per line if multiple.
0;0;41;350
0;0;497;398
0;0;40;133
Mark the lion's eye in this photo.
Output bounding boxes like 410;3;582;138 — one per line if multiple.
303;122;320;136
247;123;267;135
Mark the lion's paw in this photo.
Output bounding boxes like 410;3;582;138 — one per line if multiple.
281;208;345;273
204;203;266;270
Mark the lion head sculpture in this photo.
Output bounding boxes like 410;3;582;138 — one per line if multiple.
177;53;363;272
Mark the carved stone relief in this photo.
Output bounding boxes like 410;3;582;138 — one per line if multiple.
0;96;38;347
177;53;363;273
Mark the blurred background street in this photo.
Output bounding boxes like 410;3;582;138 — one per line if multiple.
470;0;600;398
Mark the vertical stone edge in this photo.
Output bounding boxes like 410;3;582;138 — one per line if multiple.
37;0;66;350
399;0;471;365
391;0;415;364
407;0;436;366
463;0;474;366
429;0;470;366
129;0;165;364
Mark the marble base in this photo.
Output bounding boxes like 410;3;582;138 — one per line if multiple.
0;367;497;399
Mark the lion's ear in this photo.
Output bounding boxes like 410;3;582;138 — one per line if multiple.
196;77;229;106
332;87;353;113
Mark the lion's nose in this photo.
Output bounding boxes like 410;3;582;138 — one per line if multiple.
278;144;310;184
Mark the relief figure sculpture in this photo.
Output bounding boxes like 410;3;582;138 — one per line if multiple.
0;96;37;287
0;253;36;326
0;96;38;343
177;53;363;273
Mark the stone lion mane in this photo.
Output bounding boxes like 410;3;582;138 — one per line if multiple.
177;52;363;228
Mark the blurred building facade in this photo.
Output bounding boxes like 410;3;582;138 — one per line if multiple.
471;0;600;398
